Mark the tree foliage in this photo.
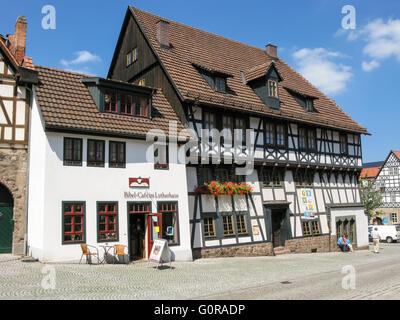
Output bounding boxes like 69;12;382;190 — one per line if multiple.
360;178;384;218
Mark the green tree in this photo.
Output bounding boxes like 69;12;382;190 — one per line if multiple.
360;178;384;219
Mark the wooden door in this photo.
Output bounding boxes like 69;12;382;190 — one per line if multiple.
0;204;13;253
271;211;284;248
147;213;162;257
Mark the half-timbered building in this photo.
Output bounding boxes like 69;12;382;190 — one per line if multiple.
26;6;371;263
106;7;370;257
373;151;400;225
0;16;37;254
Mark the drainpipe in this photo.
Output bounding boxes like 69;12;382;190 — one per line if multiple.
327;206;331;252
23;85;33;256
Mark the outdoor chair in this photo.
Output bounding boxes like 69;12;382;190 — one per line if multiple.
113;244;129;264
79;244;100;264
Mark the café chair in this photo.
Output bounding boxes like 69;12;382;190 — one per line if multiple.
80;244;100;265
113;244;129;264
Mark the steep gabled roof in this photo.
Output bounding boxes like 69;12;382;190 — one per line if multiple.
127;7;368;135
0;37;19;70
360;167;381;179
374;150;400;179
0;36;35;71
35;66;185;138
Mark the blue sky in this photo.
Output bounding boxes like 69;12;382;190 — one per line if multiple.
2;0;400;163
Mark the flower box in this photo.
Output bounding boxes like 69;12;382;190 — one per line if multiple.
194;181;253;196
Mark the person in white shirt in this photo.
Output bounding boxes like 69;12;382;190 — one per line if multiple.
371;227;381;253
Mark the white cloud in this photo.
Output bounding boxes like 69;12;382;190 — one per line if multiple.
337;18;400;71
362;18;400;61
61;50;101;66
292;48;353;95
334;28;359;41
361;60;380;72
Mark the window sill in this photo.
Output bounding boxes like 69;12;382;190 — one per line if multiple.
109;164;126;169
87;163;105;168
98;239;119;243
62;241;86;245
155;164;169;170
63;162;83;167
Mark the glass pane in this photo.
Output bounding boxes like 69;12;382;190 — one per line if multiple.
152;216;159;240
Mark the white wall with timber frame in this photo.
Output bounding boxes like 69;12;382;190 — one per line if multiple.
375;152;400;208
187;103;368;250
0;51;30;147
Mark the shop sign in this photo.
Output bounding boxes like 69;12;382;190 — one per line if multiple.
124;191;179;199
300;188;316;219
129;177;150;188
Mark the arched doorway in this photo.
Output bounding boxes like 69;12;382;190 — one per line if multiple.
0;183;14;253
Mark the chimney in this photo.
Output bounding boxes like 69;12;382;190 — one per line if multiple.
266;43;277;58
14;16;27;65
157;20;170;48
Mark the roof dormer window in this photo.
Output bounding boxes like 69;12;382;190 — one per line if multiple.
268;79;278;98
305;98;314;112
82;77;154;120
104;91;118;114
215;77;226;92
285;87;318;113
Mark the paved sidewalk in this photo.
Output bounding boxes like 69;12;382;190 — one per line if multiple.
0;244;398;300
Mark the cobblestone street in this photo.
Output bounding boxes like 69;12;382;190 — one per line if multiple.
0;243;399;300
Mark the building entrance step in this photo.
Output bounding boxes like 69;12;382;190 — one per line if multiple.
273;246;291;255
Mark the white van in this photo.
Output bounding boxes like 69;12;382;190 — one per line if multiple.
368;225;400;243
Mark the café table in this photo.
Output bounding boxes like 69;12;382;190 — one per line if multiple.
99;245;115;264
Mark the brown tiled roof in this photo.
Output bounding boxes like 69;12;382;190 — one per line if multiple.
130;7;368;135
22;56;35;70
0;37;35;70
393;151;400;160
35;66;185;138
360;167;381;179
244;61;275;83
0;37;19;68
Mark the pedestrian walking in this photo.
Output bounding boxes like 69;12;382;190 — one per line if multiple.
371;227;381;253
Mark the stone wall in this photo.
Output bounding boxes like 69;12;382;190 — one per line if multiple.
285;235;368;253
0;147;28;255
193;242;273;259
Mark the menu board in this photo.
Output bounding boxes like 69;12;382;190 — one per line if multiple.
300;188;316;219
149;239;170;264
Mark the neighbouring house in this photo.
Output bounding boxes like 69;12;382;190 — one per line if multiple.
360;161;383;183
0;16;37;254
27;6;370;262
372;151;400;225
26;67;192;262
